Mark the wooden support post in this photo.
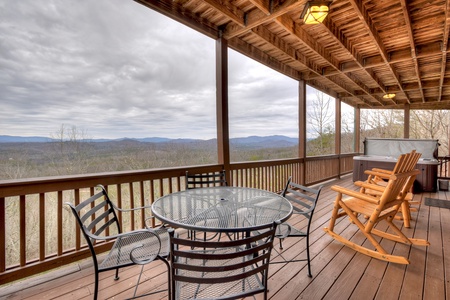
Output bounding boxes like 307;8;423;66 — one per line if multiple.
216;36;230;181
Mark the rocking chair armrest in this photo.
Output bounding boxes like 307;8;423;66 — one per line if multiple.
370;168;393;175
331;185;380;204
353;181;386;192
364;170;392;179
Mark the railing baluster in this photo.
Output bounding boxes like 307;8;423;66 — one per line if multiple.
129;182;135;231
75;189;81;250
39;193;45;261
57;191;63;256
20;195;25;267
0;197;5;272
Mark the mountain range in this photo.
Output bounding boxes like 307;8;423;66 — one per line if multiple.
0;135;299;148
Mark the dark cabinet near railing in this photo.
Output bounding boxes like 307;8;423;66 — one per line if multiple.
353;138;440;193
353;156;438;193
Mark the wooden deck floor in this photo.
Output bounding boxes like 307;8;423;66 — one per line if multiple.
1;174;449;300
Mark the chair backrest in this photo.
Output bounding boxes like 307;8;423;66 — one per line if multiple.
66;185;121;254
185;170;228;189
282;177;322;227
169;222;278;299
376;151;421;207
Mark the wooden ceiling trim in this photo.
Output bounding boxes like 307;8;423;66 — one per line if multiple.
202;0;246;26
348;0;411;104
400;0;424;102
135;0;219;38
438;1;450;102
222;0;304;39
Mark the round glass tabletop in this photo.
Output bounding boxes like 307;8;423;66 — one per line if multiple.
151;186;293;232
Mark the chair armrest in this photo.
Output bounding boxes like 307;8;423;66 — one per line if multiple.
84;227;160;242
110;201;152;213
354;181;386;192
371;168;393;174
364;170;392;179
331;185;380;204
129;230;162;265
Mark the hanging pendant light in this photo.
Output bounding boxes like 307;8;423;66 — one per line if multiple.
300;1;332;24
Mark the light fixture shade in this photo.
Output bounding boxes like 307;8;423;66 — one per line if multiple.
383;93;396;99
301;1;332;24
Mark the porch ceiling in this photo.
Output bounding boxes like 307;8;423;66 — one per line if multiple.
135;0;450;110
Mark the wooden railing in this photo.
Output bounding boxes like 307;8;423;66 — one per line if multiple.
0;154;356;284
438;155;450;179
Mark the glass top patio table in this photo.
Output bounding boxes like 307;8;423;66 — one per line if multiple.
151;186;293;233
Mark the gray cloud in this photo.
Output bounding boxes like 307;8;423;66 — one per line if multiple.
0;0;301;140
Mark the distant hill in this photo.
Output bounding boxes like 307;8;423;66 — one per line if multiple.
0;135;298;148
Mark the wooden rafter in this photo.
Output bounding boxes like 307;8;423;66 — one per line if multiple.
223;0;304;39
438;0;450;102
347;0;411;104
202;0;246;26
273;15;379;106
251;23;374;106
399;0;424;102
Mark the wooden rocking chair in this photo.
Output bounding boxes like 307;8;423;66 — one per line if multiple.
323;151;429;264
357;150;421;228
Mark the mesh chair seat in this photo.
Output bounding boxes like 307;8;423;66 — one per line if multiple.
175;246;265;300
275;222;307;240
100;229;167;270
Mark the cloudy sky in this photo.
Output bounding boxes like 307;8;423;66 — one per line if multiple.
0;0;310;140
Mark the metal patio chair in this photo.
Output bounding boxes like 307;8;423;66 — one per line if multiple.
168;221;279;300
185;170;228;189
66;185;170;300
271;177;322;277
185;170;228;241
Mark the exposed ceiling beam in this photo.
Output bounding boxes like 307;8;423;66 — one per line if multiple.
251;25;373;105
248;0;271;15
135;0;219;38
273;14;383;106
400;0;424;102
438;0;450;102
348;0;411;104
322;19;391;105
202;0;246;26
223;0;304;39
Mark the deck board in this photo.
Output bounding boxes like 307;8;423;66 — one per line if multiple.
1;174;449;300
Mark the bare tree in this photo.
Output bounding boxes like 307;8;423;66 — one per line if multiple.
48;124;93;175
307;90;335;156
410;110;449;156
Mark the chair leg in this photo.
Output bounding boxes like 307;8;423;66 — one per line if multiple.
133;265;145;298
305;235;312;278
94;271;99;300
114;268;120;280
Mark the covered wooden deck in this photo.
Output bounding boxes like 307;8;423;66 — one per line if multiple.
1;174;448;300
